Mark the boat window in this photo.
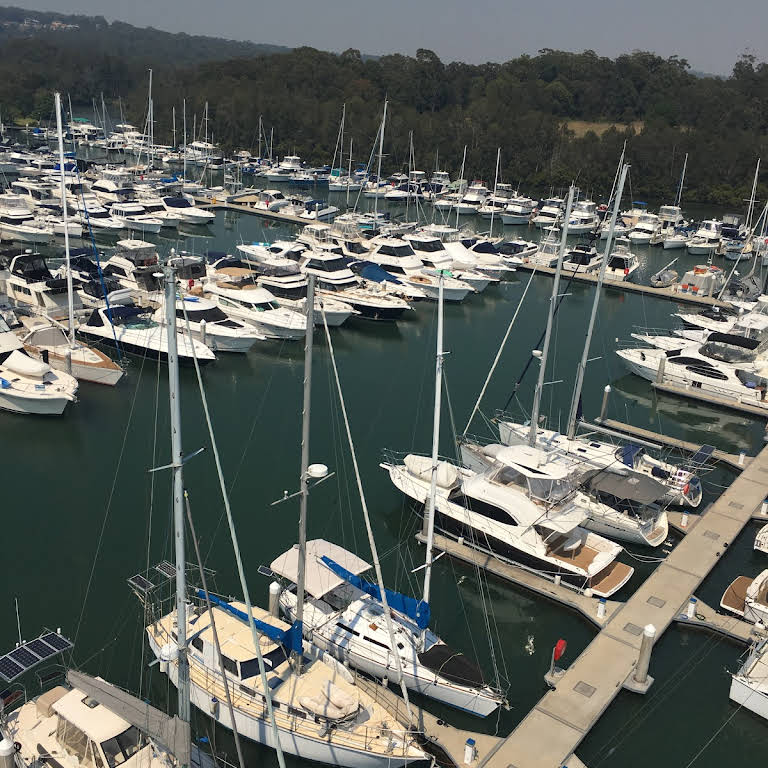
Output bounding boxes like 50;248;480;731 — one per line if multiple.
667;356;711;367
164;197;192;208
344;241;368;255
57;716;89;760
448;489;515;525
221;654;239;676
491;464;526;488
528;476;573;503
308;258;347;272
240;646;288;679
700;341;755;364
376;243;414;258
471;241;497;254
685;365;729;380
178;306;229;323
191;635;204;652
100;726;145;768
410;239;443;253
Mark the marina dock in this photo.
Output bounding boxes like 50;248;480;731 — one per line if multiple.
650;381;768;418
516;262;729;308
462;439;768;768
596;417;750;469
194;197;309;225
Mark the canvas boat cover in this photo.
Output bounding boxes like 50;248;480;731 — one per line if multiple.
582;469;666;505
417;643;484;688
270;539;371;599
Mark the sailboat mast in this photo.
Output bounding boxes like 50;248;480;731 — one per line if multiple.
489;147;501;233
675;153;688;208
746;158;760;231
346;137;352;208
54;93;75;346
528;186;575;447
163;259;191;723
294;274;315;672
455;145;467;229
422;274;445;616
374;100;387;221
147;69;153;169
172;106;176;150
566;164;628;439
182;99;187;185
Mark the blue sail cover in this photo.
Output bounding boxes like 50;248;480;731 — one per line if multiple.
620;443;645;467
320;556;431;630
197;590;303;654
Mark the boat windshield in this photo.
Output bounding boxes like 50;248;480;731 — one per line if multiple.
164;197;192;209
700;341;756;364
410;239;443;253
376;243;415;258
179;306;229;323
101;726;146;768
528;475;575;503
344;240;368;255
118;315;156;330
307;257;348;272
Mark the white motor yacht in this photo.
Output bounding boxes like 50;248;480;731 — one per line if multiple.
0;318;78;414
500;195;537;225
0;193;54;244
730;637;768;721
102;239;163;297
202;280;307;339
71;195;124;232
109;201;163;235
161;295;263;352
91;168;136;204
382;451;633;597
566;200;600;234
720;570;768;625
687;219;722;254
4;252;82;321
135;194;183;228
563;242;602;273
529;227;563;266
532;197;565;229
162;196;215;225
598;218;630;240
627;213;660;244
79;302;216;363
454;183;489;215
271;539;506;717
604;237;640;281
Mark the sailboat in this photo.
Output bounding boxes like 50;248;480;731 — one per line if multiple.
20;92;124;387
382;255;634;595
490;170;702;514
139;268;428;767
269;273;505;717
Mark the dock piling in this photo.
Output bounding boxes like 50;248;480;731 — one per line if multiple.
625;624;656;694
598;384;611;422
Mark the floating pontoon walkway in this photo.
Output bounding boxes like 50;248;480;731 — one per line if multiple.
193;197;309;224
650;381;768;418
469;439;768;768
516;262;729;308
596;417;749;470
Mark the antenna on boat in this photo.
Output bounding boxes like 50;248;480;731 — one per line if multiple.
54;92;75;347
162;255;191;724
566;163;629;440
528;186;575;448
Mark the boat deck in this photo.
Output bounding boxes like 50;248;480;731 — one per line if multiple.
546;535;601;570
720;576;753;615
427;440;768;768
589;560;634;595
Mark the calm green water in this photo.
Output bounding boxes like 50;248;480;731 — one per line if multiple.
2;188;767;767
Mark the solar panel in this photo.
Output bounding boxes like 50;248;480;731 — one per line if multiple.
26;639;58;660
155;561;176;579
127;574;154;593
0;657;24;682
8;647;38;668
41;633;72;653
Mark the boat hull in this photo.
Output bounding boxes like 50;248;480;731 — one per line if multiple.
730;675;768;720
0;389;71;415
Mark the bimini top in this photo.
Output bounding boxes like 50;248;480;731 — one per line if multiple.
492;444;571;481
270;539;371;599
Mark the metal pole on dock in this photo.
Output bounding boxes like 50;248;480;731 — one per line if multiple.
598;384;611;422
626;624;656;693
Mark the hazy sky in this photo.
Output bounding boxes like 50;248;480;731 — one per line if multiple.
9;0;767;75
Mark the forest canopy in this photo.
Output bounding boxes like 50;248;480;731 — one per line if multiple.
0;7;766;205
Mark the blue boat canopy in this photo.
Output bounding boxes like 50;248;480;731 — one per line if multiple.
197;590;303;654
619;443;645;467
353;260;404;285
321;556;431;630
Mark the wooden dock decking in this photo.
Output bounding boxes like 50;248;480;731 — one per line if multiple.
194;197;309;224
476;440;768;768
597;418;750;469
516;262;729;307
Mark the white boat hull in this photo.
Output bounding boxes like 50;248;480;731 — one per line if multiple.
0;389;72;415
730;674;768;720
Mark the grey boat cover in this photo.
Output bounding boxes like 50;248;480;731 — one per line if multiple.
67;670;190;768
582;469;666;505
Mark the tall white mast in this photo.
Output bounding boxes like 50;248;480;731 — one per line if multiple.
182;99;187;186
455;145;467;229
257;115;262;160
172;106;176;150
675;153;688;208
147;69;153;169
489;147;501;233
421;273;445;640
746;158;761;231
373;100;387;221
54;92;75;346
346;137;352;208
162;258;191;723
528;185;575;447
566;164;628;440
294;274;315;673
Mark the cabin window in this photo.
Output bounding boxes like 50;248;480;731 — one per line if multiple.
191;636;204;652
528;476;573;503
686;365;729;381
100;726;145;768
221;655;239;676
447;490;515;525
492;465;526;488
56;716;89;760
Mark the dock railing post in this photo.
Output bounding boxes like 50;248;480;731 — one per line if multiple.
656;356;666;385
598;384;611;422
624;623;655;693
